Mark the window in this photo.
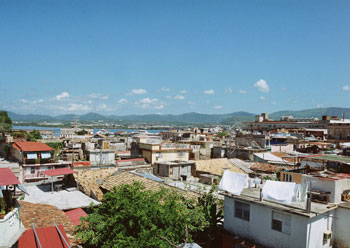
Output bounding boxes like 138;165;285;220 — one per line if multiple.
271;211;291;234
30;167;35;174
235;201;250;221
178;151;186;157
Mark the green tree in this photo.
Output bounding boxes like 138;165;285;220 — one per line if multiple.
195;186;224;247
75;129;88;135
216;131;229;137
76;182;208;248
0;111;12;131
26;130;42;141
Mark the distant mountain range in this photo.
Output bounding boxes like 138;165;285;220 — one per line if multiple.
5;107;350;124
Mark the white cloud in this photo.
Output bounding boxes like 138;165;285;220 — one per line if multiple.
64;103;91;112
55;92;70;100
282;87;287;91
174;95;185;100
239;90;247;94
317;104;324;108
166;95;172;99
259;96;266;101
32;99;44;104
20;99;28;103
179;90;187;94
204;89;215;95
118;98;128;104
254;79;270;93
89;93;109;100
213;105;223;109
154;105;164;110
135;98;163;109
139;98;158;104
343;85;350;91
271;101;277;105
128;89;147;95
98;103;108;110
161;87;171;92
225;87;233;94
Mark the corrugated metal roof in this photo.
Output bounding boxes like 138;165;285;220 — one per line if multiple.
12;141;54;152
18;225;70;248
43;168;77;177
65;208;88;226
0;168;20;186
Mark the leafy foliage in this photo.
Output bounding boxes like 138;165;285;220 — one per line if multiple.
26;130;42;141
75;129;88;135
45;142;63;150
216;131;229;137
0;111;12;131
76;182;208;248
195;186;224;247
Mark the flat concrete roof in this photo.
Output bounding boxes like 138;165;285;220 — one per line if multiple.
221;187;337;218
22;185;100;210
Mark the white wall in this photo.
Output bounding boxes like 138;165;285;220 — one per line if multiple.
305;211;334;248
334;207;350;248
0;206;25;247
224;196;333;248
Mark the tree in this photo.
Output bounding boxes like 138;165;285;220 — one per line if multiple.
216;131;229;138
0;111;12;131
195;186;224;247
75;129;88;135
25;129;42;141
76;182;208;248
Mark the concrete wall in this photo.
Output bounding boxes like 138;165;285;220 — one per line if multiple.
0;205;25;247
301;176;350;203
305;211;334;248
151;150;189;164
223;196;333;248
271;144;294;153
89;151;115;165
334;207;350;248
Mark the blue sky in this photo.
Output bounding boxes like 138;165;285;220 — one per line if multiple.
0;0;349;116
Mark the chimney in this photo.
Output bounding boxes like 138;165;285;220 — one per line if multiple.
342;113;345;121
259;188;263;201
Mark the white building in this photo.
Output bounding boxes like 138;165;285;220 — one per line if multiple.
86;149;115;166
222;187;349;248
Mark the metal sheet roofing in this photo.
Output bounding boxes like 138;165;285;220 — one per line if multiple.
18;225;70;248
64;208;88;226
12;141;54;152
0;168;20;186
42;168;77;177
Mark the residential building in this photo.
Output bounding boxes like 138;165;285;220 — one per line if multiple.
131;141;191;164
0;168;26;248
154;161;195;180
10;141;71;183
222;187;343;248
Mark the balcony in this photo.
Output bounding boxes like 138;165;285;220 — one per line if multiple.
0;201;25;247
23;158;55;165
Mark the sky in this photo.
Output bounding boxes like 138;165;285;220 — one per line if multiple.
0;0;350;116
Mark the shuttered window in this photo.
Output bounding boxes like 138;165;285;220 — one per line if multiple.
272;211;291;234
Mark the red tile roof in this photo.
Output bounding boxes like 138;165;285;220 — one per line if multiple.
12;141;54;152
18;225;70;248
42;168;77;177
65;208;88;226
0;168;20;186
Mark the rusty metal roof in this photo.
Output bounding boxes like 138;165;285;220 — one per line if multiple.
0;168;20;186
42;168;77;177
18;225;70;248
12;141;54;152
